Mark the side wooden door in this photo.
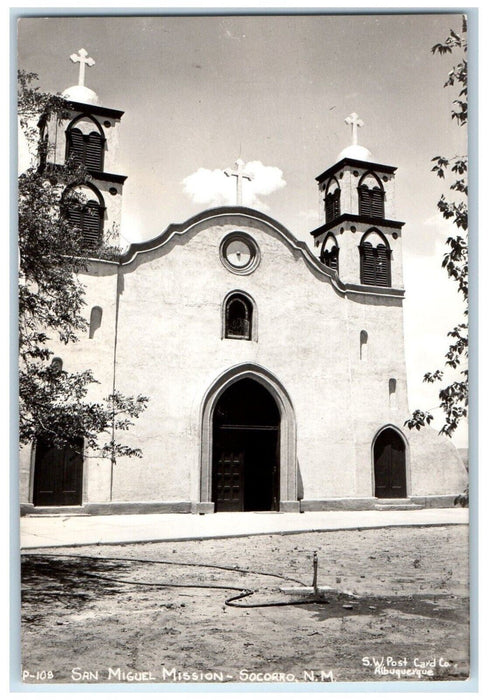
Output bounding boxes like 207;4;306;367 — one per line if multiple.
33;438;83;506
374;430;406;498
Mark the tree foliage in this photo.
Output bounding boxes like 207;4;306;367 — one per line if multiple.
405;22;468;439
18;71;148;458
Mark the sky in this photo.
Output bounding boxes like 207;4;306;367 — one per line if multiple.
17;12;469;447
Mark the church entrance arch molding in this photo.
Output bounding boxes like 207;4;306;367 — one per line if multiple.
200;363;297;511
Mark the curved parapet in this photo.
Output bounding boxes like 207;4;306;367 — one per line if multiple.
118;206;404;300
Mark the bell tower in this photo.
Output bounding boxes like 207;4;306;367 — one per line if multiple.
44;48;127;248
311;113;405;289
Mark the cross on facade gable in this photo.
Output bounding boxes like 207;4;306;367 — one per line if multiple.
224;158;253;206
345;112;364;146
70;48;95;87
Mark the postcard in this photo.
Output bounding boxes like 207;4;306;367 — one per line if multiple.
17;12;471;688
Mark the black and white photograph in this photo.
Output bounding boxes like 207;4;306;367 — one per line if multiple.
17;11;471;687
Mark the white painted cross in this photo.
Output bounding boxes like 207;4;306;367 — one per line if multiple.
224;158;253;206
345;112;364;146
70;48;95;87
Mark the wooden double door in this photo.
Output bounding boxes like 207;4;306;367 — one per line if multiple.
33;438;83;506
213;427;279;512
374;428;407;498
212;378;280;512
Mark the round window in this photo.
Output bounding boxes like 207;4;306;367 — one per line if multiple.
220;233;260;275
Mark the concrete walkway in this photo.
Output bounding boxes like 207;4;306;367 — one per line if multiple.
19;508;469;550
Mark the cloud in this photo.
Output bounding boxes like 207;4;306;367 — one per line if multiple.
182;168;234;207
423;212;445;229
298;208;322;225
422;211;460;241
405;211;461;259
399;203;464;261
182;160;286;210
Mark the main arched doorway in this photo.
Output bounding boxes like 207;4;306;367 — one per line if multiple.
212;378;280;512
373;427;407;498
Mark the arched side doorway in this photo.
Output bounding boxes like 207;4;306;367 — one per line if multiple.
200;364;297;512
33;437;84;506
373;427;407;498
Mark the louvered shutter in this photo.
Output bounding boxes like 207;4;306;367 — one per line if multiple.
82;202;102;248
358;186;371;216
85;132;104;171
359;185;385;218
325;193;335;222
360;242;391;287
325;190;341;222
332;190;341;219
371;188;385;218
67;128;104;171
67;205;82;232
67;129;84;165
360;242;377;285
375;244;391;286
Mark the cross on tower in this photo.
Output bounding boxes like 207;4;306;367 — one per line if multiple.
224;158;253;206
70;48;95;87
345;112;364;146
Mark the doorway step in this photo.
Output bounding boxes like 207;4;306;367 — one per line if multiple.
373;499;423;511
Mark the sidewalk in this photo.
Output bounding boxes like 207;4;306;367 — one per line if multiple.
19;508;469;550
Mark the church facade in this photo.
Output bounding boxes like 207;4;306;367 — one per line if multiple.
19;62;467;515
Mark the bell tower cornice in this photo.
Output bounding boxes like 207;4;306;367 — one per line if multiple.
62;100;125;121
315;158;397;186
310;213;405;239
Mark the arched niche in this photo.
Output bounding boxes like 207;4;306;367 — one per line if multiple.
360;330;368;360
222;291;256;341
89;306;103;338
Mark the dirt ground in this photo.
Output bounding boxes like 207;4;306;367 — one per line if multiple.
20;524;470;686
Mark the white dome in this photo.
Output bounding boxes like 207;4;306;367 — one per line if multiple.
337;144;373;162
61;85;100;106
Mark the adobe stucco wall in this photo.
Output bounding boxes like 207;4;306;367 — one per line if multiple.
105;211;465;508
19;210;467;512
19;262;118;506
